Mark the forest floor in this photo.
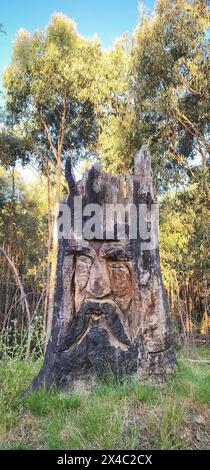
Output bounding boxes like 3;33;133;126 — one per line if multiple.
0;347;209;450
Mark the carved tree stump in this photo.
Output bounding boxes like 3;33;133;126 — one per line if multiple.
28;147;175;392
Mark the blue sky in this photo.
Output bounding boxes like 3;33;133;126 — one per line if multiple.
0;0;155;85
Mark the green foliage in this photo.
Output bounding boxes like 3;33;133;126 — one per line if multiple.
0;167;48;285
0;166;48;353
159;181;209;333
130;0;209;190
93;36;137;174
3;13;101;168
0;125;33;167
94;0;209;188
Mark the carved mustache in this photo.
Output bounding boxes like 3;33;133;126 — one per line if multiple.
56;300;130;352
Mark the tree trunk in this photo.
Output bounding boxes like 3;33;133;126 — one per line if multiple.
43;157;53;337
43;93;67;347
45;153;62;347
27;146;176;393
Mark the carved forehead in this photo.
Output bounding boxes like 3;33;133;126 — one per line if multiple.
65;240;134;260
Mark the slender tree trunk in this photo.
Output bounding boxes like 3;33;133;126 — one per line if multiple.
41;92;67;348
46;154;62;346
43;157;53;336
0;247;31;358
198;145;209;201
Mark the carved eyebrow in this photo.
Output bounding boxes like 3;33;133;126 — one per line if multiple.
65;243;96;258
100;245;133;260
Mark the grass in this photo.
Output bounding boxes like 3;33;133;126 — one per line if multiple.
0;347;209;450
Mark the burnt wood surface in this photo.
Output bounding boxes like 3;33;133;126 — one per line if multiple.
27;147;176;392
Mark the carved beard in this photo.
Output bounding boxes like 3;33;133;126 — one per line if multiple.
54;297;140;387
56;299;132;353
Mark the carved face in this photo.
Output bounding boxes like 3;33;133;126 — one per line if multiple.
74;241;133;313
59;239;143;352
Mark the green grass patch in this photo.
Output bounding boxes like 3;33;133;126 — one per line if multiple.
0;346;209;450
23;389;81;417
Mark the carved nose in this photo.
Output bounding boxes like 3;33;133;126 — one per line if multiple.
86;258;111;299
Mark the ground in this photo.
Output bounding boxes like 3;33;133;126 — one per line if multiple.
0;347;209;450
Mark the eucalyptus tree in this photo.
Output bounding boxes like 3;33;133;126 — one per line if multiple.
3;13;101;339
94;0;209;191
131;0;209;192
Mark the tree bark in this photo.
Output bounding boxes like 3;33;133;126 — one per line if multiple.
45;92;67;347
27;146;176;393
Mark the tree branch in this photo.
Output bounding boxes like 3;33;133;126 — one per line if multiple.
172;108;210;151
40;116;58;161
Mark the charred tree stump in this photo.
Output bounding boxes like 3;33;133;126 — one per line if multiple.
28;147;175;392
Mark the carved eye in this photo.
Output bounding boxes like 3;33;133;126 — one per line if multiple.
109;261;131;297
77;255;92;266
110;261;128;270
